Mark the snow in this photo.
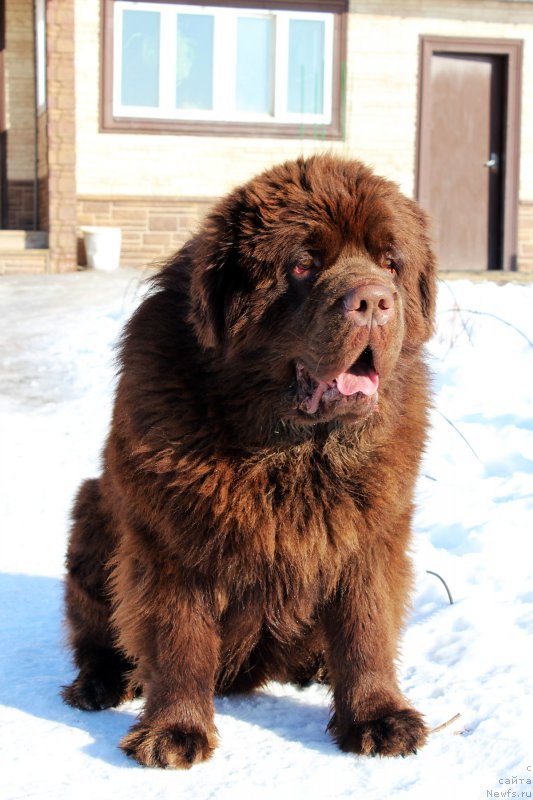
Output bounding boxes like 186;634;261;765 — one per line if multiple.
1;269;532;800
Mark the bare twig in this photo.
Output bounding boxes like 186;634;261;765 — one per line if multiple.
437;280;476;350
436;411;480;462
439;307;533;350
426;570;454;605
430;713;462;735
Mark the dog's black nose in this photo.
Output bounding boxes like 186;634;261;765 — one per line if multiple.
343;282;395;327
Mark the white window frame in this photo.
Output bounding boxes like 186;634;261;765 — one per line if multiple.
112;1;334;126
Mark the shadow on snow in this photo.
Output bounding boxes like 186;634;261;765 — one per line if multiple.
0;572;336;769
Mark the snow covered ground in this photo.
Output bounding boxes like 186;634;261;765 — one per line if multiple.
1;268;532;800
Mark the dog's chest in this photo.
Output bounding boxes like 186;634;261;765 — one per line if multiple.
205;452;368;646
212;448;365;584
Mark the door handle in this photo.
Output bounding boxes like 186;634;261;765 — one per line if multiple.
484;153;499;170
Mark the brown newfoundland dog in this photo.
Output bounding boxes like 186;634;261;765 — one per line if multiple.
63;155;436;768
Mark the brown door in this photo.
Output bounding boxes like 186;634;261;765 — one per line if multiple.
417;38;522;272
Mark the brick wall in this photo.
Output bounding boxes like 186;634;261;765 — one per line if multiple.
77;196;533;274
6;180;34;229
77;196;213;268
5;0;35;183
76;195;533;274
4;0;38;230
46;0;77;272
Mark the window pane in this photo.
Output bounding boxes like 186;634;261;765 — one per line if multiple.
236;17;273;114
121;10;160;107
176;14;214;110
287;19;325;115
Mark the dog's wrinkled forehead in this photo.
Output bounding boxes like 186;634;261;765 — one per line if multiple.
230;161;408;269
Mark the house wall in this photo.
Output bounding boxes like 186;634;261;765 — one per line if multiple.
37;110;49;231
77;195;213;267
519;202;533;267
47;0;78;271
5;0;36;229
74;0;533;270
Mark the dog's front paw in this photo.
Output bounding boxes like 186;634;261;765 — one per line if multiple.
62;669;129;711
330;707;428;757
120;722;217;769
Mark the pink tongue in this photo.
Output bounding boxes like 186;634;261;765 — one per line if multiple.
336;368;379;397
302;367;380;414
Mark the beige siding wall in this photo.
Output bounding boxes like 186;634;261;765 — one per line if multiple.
74;0;533;268
519;202;533;270
75;0;533;198
5;0;36;229
5;0;35;182
74;0;336;198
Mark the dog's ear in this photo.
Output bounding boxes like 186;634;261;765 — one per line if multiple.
188;191;246;350
403;199;438;344
417;216;438;342
189;254;228;350
418;249;437;333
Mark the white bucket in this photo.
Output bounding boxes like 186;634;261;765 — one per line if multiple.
81;226;122;271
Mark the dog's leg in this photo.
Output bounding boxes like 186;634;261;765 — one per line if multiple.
323;551;428;757
62;479;134;710
115;568;220;769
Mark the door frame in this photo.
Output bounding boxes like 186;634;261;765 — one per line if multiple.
416;36;522;271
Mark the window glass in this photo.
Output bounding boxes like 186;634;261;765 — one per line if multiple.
176;14;214;110
287;19;325;114
236;16;273;114
108;2;341;133
121;10;160;107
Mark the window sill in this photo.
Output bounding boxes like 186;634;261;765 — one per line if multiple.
100;114;344;140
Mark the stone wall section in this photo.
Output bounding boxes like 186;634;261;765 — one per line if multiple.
77;194;533;273
77;196;213;268
46;0;77;272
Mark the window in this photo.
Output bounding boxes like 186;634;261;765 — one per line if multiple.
102;0;347;137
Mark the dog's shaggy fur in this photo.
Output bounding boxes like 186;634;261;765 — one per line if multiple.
63;155;437;768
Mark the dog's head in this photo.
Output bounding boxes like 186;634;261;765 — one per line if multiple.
187;156;436;427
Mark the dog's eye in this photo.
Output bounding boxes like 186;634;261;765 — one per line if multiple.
291;253;321;279
292;263;313;277
381;254;399;275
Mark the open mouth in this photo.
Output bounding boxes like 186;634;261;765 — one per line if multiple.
296;346;379;415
